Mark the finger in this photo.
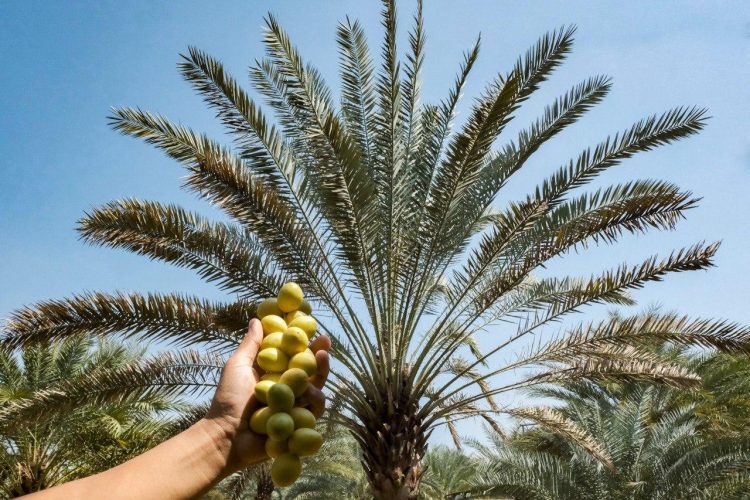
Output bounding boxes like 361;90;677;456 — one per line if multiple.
309;335;331;354
310;350;329;390
233;319;263;361
300;385;326;419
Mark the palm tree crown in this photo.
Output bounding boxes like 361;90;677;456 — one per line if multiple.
0;336;180;497
4;1;750;497
469;380;750;499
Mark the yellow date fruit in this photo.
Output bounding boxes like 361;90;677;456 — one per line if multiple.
261;315;287;335
289;407;316;429
257;348;289;373
288;428;324;456
261;331;284;350
284;310;307;324
250;407;273;434
257;298;282;319
261;373;282;382
288;315;317;337
280;327;308;356
288;349;317;376
271;453;301;487
266;412;295;441
277;282;304;313
280;368;309;397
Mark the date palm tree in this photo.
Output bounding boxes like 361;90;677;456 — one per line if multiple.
0;336;180;497
418;446;479;499
673;350;750;438
468;379;750;499
4;1;750;497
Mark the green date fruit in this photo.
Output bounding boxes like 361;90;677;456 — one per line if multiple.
289;407;316;429
267;383;295;412
288;428;323;456
271;453;301;487
298;299;312;315
267;412;295;441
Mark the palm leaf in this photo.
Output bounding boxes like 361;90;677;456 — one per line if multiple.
78;199;286;299
3;292;251;351
0;350;220;423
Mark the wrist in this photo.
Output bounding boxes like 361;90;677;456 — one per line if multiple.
193;417;238;478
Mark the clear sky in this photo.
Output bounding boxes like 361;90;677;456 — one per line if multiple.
1;1;749;446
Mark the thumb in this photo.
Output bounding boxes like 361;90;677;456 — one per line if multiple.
233;319;264;362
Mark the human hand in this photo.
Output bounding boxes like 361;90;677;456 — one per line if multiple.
204;318;331;474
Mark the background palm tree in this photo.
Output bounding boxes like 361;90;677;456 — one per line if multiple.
3;0;750;497
418;446;479;499
672;350;750;438
468;379;750;499
0;336;181;497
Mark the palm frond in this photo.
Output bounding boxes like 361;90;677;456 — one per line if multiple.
426;76;614;279
420;26;575;269
561;312;750;354
470;240;718;321
395;0;425;214
337;18;377;170
396;37;481;330
108;108;331;295
179;46;299;190
0;350;221;423
78;199;286;299
537;106;708;205
372;1;403;290
261;15;380;308
508;406;613;469
527;355;700;388
416;242;719;401
428;352;699;427
3;292;251;351
0;336;182;495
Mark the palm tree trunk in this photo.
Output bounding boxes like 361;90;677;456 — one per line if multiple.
360;377;428;499
255;464;274;500
11;462;47;497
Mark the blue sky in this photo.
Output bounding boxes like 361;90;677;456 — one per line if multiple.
1;1;749;446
